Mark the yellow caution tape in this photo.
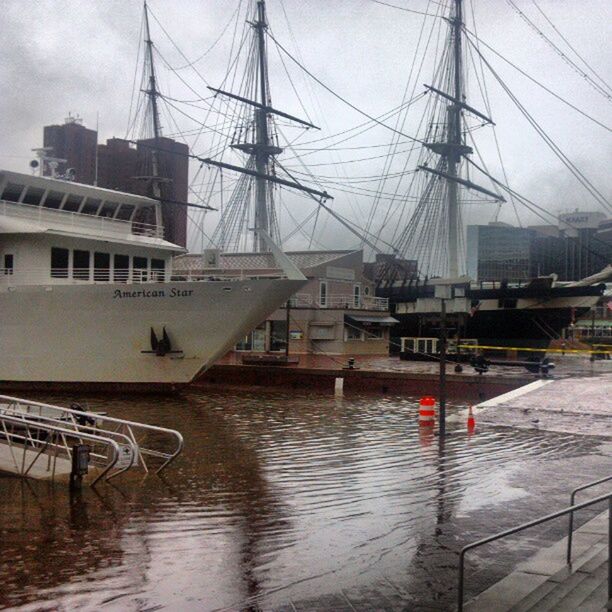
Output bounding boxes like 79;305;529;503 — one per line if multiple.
457;344;611;355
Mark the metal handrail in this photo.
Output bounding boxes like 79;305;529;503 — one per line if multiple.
0;409;138;480
457;491;611;612
567;474;612;564
0;412;122;486
0;395;183;474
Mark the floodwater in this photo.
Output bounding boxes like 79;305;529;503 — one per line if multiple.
0;388;609;611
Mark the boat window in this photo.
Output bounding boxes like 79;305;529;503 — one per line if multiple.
133;256;148;282
61;194;82;212
51;247;69;278
73;250;90;280
115;204;135;221
114;254;129;283
94;252;110;282
81;198;101;215
3;254;14;275
151;258;165;282
21;186;46;206
100;201;119;218
44;191;65;209
1;183;25;202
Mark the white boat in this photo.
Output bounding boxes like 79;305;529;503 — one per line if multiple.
0;169;306;389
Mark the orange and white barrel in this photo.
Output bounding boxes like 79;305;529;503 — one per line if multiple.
418;396;436;427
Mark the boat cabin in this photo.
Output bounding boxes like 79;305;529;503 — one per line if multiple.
0;169;184;286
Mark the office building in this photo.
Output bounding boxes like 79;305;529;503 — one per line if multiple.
42;115;97;184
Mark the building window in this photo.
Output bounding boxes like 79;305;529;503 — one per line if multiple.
94;252;110;282
353;284;361;307
319;281;328;307
133;257;148;282
73;250;90;280
151;258;166;282
364;286;370;296
3;254;14;275
345;325;363;341
51;247;69;278
270;320;288;352
114;254;130;283
366;326;384;339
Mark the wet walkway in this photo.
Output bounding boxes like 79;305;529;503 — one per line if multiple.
0;386;609;610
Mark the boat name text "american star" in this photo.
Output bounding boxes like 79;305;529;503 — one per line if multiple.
113;288;194;299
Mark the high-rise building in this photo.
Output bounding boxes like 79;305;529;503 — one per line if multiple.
467;214;611;282
43;115;97;184
466;223;534;282
41;117;190;248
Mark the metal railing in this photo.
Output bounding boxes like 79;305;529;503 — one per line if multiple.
0;412;123;486
457;491;611;611
568;474;612;564
0;268;289;286
288;293;389;311
0;395;183;475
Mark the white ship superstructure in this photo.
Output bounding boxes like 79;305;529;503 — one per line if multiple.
0;169;305;387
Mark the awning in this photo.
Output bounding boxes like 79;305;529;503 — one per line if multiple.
345;314;398;326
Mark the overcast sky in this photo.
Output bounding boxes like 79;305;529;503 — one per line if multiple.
0;0;609;255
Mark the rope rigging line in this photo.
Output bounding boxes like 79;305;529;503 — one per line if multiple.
505;0;611;103
462;27;611;133
267;31;427;147
466;36;611;214
530;0;612;96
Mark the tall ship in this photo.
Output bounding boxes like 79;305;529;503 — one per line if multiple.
369;0;609;354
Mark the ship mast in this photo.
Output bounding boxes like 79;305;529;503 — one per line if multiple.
205;0;331;252
254;0;271;252
447;0;463;279
418;0;504;277
143;0;163;228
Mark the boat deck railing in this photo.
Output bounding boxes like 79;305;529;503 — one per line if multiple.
0;395;183;478
0;269;289;286
0;198;163;239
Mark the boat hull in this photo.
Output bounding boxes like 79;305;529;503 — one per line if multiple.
1;278;304;385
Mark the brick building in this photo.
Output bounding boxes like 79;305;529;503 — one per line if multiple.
43;116;97;184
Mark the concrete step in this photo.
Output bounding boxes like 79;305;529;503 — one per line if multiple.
553;558;608;611
465;511;609;612
576;581;609;612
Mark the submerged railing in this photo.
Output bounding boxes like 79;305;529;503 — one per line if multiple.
0;395;183;476
0;412;124;486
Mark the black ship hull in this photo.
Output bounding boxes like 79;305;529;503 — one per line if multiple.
378;281;605;354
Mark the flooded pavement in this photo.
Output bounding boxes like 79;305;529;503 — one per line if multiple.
0;388;609;611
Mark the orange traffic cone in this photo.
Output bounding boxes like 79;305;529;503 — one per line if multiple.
419;396;436;427
467;405;475;433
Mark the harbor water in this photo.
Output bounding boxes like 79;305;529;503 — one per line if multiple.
0;387;609;610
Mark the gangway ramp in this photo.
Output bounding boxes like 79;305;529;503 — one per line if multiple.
0;395;183;485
